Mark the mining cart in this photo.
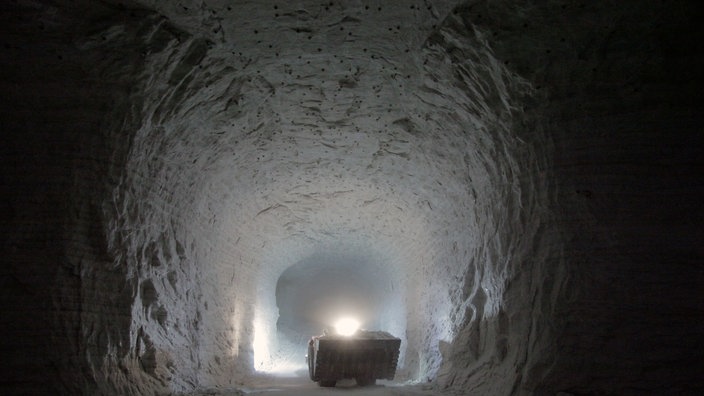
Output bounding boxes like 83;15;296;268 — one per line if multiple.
306;330;401;387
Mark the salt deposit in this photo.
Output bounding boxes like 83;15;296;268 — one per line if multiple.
1;1;701;395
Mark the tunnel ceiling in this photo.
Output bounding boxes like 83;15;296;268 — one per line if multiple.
2;0;702;395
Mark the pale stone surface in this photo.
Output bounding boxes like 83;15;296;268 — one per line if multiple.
1;0;702;395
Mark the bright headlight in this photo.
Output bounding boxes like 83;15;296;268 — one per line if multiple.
334;317;360;336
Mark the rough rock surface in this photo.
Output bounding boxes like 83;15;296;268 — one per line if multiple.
1;0;702;395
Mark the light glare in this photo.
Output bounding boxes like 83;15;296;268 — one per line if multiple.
252;319;270;370
334;317;360;336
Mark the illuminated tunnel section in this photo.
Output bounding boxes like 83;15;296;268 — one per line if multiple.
269;250;404;373
100;11;537;385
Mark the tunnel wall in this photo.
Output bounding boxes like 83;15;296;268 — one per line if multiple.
1;2;241;394
435;1;704;395
423;7;556;393
0;2;158;394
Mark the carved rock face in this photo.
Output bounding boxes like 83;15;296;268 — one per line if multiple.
1;1;701;395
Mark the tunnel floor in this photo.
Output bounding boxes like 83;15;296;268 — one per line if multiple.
184;374;450;396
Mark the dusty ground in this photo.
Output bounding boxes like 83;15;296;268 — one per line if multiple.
187;373;448;396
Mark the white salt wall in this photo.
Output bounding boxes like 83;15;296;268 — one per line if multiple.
1;0;702;395
83;1;548;392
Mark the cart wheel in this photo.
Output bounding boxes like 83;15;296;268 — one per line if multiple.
319;380;336;387
356;377;376;386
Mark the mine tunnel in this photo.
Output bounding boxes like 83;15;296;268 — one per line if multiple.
1;0;703;395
